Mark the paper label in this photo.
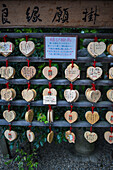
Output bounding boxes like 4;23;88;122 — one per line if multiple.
43;96;57;105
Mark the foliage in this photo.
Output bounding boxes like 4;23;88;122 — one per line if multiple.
5;149;39;170
37;113;48;124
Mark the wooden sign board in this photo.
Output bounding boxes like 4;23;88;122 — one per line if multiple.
44;36;77;60
0;0;113;28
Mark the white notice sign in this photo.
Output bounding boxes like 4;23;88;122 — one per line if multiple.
44;36;77;60
43;96;57;105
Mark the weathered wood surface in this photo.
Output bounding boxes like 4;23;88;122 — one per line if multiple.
0;33;113;39
0;119;110;127
0;79;113;86
0;100;112;107
0;56;113;63
0;0;113;28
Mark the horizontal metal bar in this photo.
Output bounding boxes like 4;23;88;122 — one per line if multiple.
0;119;110;127
0;100;112;107
0;56;113;63
0;79;113;86
0;33;113;39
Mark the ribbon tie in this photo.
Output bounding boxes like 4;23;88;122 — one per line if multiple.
49;59;52;68
25;35;29;42
91;83;96;91
71;60;74;68
3;35;7;42
70;83;73;90
48;105;52;111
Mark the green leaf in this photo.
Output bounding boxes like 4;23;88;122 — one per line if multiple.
23;156;26;161
15;155;21;162
44;121;49;124
40;141;43;146
4;160;12;165
36;144;39;149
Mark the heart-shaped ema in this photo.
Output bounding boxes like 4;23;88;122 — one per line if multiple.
43;88;57;96
1;88;16;101
26;130;35;142
3;110;16;122
42;66;58;80
64;89;79;102
31;89;37;98
107;44;113;56
43;88;57;105
64;110;78;124
84;131;98;143
104;131;113;144
65;64;80;82
85;111;99;125
90;90;101;103
19;41;35;57
25;109;34;122
87;42;106;58
109;67;113;79
0;42;15;57
22;89;35;102
105;111;113;124
4;130;17;142
107;89;113;102
21;66;36;80
0;66;15;79
47;131;54;143
47;109;53;123
85;88;101;103
87;66;102;81
65;130;75;143
10;88;16;99
1;88;13;101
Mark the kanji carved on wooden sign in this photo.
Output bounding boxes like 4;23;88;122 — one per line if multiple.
0;0;113;28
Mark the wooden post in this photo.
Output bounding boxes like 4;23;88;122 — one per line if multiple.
74;127;95;155
0;127;10;157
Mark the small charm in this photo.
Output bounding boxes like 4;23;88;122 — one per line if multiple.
4;130;17;142
25;109;34;122
85;88;101;103
65;64;80;82
0;42;15;57
64;89;79;102
105;111;113;124
107;44;113;56
19;41;35;57
104;131;113;144
84;131;98;143
43;88;57;105
21;66;36;80
64;110;78;124
109;67;113;79
107;89;113;102
87;42;106;58
22;89;36;102
85;111;99;125
0;66;15;79
1;88;16;101
3;110;16;122
65;130;75;143
26;130;35;142
47;109;53;123
47;131;54;143
87;66;102;81
42;66;58;80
